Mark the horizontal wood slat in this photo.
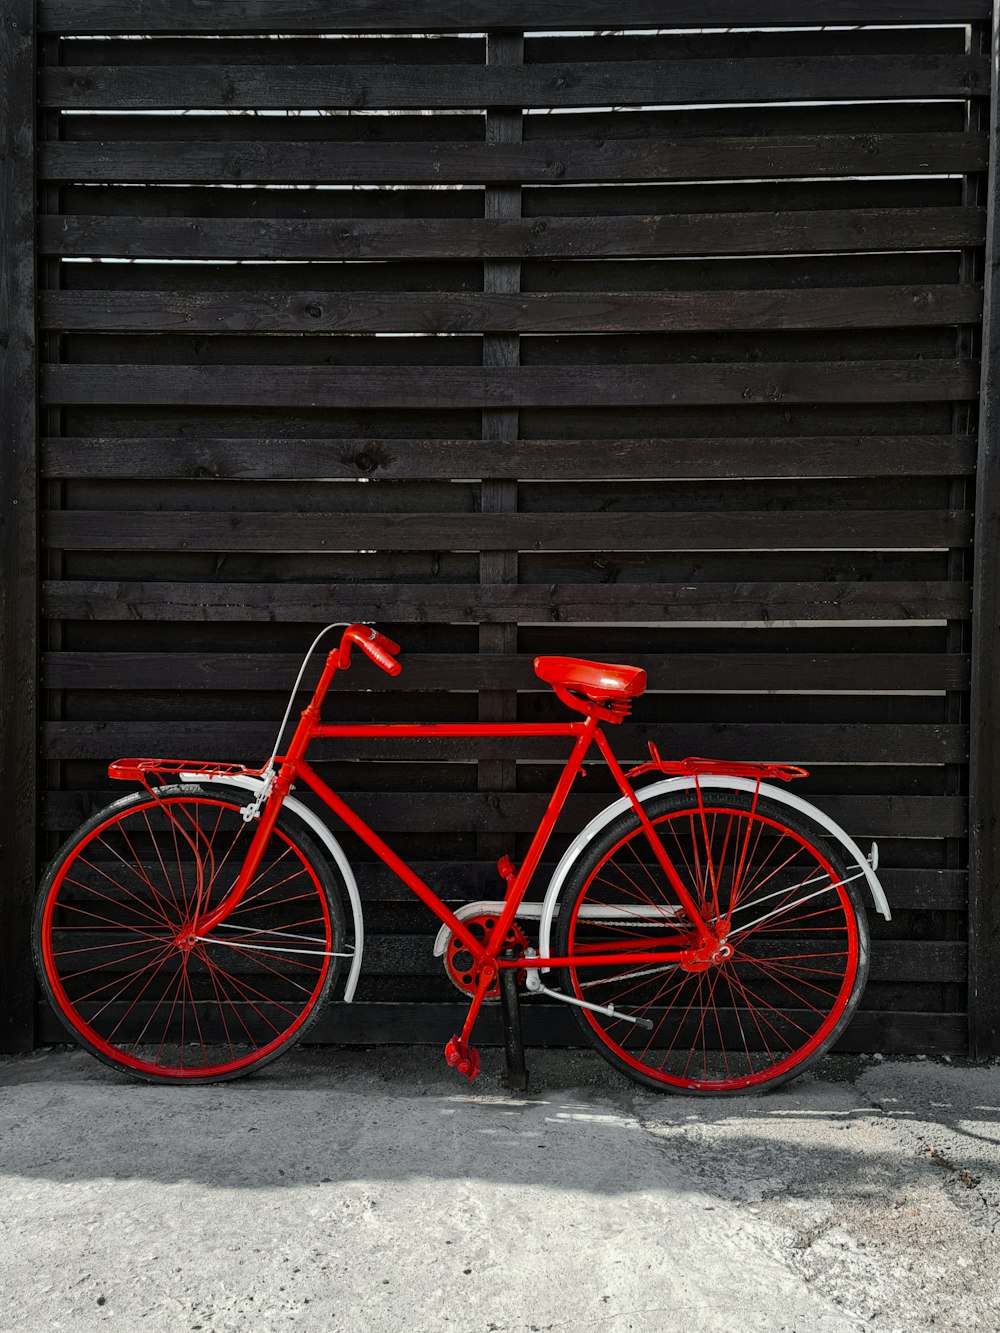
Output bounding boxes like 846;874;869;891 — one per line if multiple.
36;2;994;33
45;509;974;552
31;997;971;1055
40;208;988;260
42;56;990;109
345;861;969;910
41;789;968;838
41;361;981;407
37;928;969;983
40;286;985;334
38;134;989;185
39;436;979;481
40;651;971;692
359;862;970;911
40;721;969;764
42;580;972;621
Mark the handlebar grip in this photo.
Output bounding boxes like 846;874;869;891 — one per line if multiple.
370;629;401;656
362;640;403;676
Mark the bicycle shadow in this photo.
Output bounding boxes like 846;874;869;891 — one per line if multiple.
1;1045;998;1206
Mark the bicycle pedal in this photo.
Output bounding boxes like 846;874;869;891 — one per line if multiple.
444;1035;481;1082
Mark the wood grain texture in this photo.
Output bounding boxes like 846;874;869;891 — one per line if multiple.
39;285;985;334
36;1;994;33
39;361;981;407
44;509;974;552
38;208;987;260
38;134;989;185
0;0;37;1054
42;579;973;622
969;2;1000;1061
42;55;990;109
38;436;978;481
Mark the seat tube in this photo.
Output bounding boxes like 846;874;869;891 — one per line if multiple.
594;730;713;942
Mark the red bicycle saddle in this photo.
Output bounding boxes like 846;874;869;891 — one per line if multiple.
534;656;647;707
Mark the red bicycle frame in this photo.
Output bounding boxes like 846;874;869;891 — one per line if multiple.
132;626;722;1052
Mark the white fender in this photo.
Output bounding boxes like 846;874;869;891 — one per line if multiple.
179;773;364;1002
537;775;890;966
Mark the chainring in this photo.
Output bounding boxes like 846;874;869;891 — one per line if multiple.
444;912;530;999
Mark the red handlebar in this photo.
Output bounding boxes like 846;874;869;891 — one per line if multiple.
339;624;402;676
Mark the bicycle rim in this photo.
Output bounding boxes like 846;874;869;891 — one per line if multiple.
36;789;340;1082
557;794;866;1093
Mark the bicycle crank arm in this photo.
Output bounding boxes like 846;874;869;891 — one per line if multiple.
523;955;654;1030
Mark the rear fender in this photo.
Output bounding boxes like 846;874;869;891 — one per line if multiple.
537;775;890;966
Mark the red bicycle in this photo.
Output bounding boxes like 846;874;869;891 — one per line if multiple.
33;623;888;1095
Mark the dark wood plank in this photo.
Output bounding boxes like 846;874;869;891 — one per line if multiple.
40;361;981;407
38;134;988;185
42;55;990;109
36;2;994;34
351;861;969;910
968;5;1000;1063
40;285;985;334
39;208;987;260
0;0;37;1054
40;651;971;693
363;862;970;912
41;788;966;839
33;996;968;1054
38;435;979;481
42;579;972;622
41;720;968;765
44;509;974;553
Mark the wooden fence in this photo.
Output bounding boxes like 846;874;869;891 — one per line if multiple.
2;0;999;1057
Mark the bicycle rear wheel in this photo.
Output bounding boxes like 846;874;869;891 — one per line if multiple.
552;790;869;1095
33;783;346;1083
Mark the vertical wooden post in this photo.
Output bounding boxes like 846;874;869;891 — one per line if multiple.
478;31;523;860
0;0;38;1052
969;0;1000;1060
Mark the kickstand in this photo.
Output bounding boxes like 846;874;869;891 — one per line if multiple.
498;946;529;1093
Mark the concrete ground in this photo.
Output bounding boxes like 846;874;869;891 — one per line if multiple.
0;1046;997;1333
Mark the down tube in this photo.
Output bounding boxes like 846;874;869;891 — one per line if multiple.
294;760;489;959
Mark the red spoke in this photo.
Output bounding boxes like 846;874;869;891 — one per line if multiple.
721;965;801;1050
196;948;261;1048
727;965;820;1036
55;938;169;981
141;805;186;916
193;953;303;1026
55;895;171;945
113;822;180;926
180;964;210;1069
739;954;844;1015
202;941;324;995
155;964;189;1066
65;864;171;930
71;943;175;1014
104;949;180;1044
199;951;239;1060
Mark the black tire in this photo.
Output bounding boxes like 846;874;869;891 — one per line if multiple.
34;783;347;1084
552;789;870;1095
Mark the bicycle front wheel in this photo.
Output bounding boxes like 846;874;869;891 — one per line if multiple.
33;783;346;1084
552;790;870;1095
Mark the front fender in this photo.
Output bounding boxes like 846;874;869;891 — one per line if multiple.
537;775;890;964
